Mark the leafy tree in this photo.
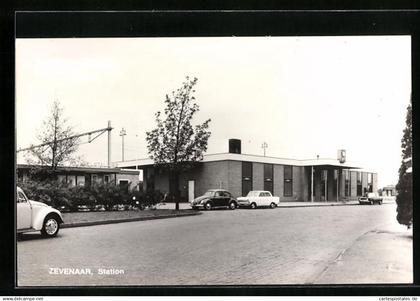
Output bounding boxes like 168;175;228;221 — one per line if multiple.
25;100;80;171
146;77;211;210
396;102;412;228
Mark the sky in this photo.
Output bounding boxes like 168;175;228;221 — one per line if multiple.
16;36;411;188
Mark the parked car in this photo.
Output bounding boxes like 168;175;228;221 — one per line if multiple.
237;191;280;209
17;186;64;237
93;204;106;212
190;189;237;210
77;205;91;212
359;192;383;205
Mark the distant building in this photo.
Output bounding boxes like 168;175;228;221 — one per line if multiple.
17;164;142;191
116;139;378;202
382;185;397;196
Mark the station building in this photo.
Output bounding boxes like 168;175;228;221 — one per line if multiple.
116;139;378;202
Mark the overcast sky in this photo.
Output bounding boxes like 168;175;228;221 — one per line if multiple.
16;36;411;188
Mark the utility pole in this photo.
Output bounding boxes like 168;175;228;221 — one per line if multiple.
119;128;127;162
261;142;268;157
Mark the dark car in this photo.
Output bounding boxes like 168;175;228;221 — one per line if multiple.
190;189;237;210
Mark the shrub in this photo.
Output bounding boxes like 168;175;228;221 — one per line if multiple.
18;179;164;211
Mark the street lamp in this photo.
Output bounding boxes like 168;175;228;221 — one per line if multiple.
119;128;127;162
261;142;268;157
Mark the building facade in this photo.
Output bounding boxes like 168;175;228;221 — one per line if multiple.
117;140;377;202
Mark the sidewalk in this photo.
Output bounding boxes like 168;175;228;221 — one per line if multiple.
314;222;413;284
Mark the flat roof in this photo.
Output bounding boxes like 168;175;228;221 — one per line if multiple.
17;164;141;175
115;153;362;169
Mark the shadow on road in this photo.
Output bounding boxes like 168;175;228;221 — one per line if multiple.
17;233;64;242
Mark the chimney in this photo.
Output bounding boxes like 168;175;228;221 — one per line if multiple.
229;139;241;154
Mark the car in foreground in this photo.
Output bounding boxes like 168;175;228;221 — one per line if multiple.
359;192;383;205
190;189;237;210
237;190;280;209
17;187;64;237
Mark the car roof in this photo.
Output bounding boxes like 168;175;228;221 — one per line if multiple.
207;189;228;192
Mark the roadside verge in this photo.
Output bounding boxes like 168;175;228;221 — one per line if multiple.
61;209;201;229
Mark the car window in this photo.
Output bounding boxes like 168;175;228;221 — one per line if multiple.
224;192;231;198
259;192;265;197
246;191;259;197
204;191;215;197
215;191;223;197
17;191;27;203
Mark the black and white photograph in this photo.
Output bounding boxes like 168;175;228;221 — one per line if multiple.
15;31;412;287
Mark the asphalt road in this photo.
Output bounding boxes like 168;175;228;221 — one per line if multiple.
17;203;411;286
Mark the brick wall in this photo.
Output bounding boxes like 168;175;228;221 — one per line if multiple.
273;164;284;198
362;172;368;194
116;173;140;191
350;171;357;197
372;173;378;192
227;161;242;198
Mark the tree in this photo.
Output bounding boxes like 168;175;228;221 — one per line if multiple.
26;100;80;173
146;77;211;210
396;101;412;228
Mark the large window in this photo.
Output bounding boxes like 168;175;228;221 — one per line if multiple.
264;164;274;195
284;165;293;197
242;162;253;197
357;172;362;196
345;170;350;197
321;170;327;198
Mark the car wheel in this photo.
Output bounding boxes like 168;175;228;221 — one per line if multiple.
205;202;212;210
41;215;60;237
270;202;276;209
379;200;383;205
229;202;236;210
370;201;374;205
250;202;257;209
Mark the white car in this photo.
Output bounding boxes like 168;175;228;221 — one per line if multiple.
237;191;280;209
17;187;64;237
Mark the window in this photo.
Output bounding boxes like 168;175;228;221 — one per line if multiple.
215;191;223;197
345;170;350;197
223;191;231;198
284;166;293;197
321;170;327;198
264;164;274;195
119;180;129;193
357;172;362;196
104;175;110;184
17;191;27;203
242;162;253;197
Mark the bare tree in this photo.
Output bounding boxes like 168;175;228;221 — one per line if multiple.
26;100;80;171
146;77;211;210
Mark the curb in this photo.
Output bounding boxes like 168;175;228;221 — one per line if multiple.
277;203;359;208
277;202;394;209
61;211;202;229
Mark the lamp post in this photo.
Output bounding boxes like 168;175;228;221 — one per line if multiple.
119;128;127;162
261;142;268;157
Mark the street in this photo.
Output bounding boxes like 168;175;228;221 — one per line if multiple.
17;203;412;286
